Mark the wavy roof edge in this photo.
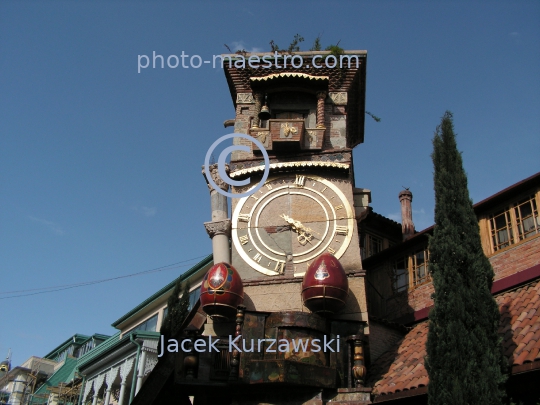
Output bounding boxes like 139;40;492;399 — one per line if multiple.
76;331;121;369
76;331;159;370
43;333;111;360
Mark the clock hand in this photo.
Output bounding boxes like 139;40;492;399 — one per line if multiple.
281;214;318;246
280;214;319;236
280;214;304;233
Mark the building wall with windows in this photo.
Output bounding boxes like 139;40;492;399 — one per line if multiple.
75;255;212;405
0;357;57;405
364;172;540;323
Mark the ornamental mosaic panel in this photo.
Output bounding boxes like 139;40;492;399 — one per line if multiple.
329;92;348;105
236;93;254;104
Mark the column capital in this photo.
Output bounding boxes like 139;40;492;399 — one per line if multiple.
202;163;230;192
316;90;327;99
204;219;231;238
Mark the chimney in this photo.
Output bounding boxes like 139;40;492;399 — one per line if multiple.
399;189;415;240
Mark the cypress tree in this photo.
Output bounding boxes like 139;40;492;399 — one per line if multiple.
158;279;191;357
425;111;506;404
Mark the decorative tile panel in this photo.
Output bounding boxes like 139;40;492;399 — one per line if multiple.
236;93;254;104
329;92;348;105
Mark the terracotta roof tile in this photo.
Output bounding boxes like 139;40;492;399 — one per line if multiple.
370;278;540;397
527;346;540;363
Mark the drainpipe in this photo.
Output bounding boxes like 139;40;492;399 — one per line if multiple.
129;334;142;404
77;374;86;405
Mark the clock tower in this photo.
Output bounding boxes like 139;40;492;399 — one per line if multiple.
220;51;370;323
194;50;373;404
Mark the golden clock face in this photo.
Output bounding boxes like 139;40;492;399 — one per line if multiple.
232;174;354;276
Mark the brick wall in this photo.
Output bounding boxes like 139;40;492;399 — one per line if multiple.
490;235;540;281
401;238;539;315
323;103;348;150
232;103;257;161
368;236;540;323
396;235;540;321
405;282;435;314
368;320;406;362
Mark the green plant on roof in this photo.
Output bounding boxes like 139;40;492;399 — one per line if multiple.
158;279;191;359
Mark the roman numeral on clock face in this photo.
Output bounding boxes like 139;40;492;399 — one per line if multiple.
335;226;348;235
239;235;249;245
294;175;306;187
274;261;285;274
253;253;262;263
328;247;336;254
238;214;250;222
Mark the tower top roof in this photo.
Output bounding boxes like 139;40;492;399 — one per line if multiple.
222;50;368;147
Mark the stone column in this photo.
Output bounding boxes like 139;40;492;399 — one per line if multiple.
399;189;415;240
103;367;118;405
118;358;134;405
103;386;112;405
82;379;94;405
135;350;147;395
202;164;231;264
316;91;327;129
91;374;104;405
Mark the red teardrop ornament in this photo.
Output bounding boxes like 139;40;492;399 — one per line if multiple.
200;262;244;320
301;253;349;315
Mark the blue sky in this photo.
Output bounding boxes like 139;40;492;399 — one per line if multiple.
1;1;539;367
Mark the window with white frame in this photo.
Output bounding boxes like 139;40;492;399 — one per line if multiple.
489;194;540;252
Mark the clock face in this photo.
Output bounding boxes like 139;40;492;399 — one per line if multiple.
232;174;354;276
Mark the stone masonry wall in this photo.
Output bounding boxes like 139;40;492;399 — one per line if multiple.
243;274;368;323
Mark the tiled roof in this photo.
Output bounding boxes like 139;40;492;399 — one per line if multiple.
369;278;540;399
499;278;540;367
369;322;428;396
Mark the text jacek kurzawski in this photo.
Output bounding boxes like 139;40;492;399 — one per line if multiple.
157;334;341;357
